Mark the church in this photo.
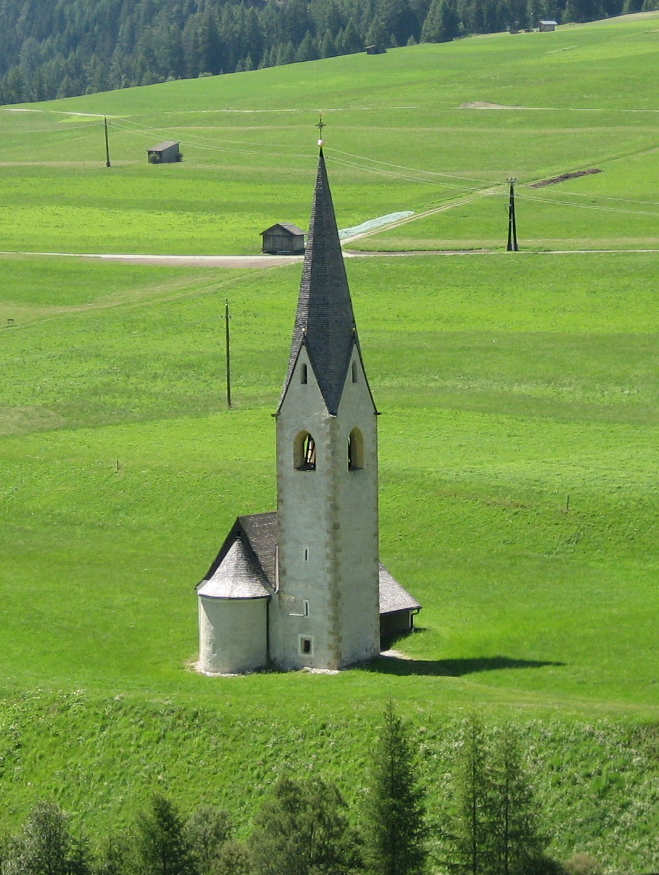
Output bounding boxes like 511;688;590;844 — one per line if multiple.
196;147;421;674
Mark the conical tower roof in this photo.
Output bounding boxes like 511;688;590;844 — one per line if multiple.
197;537;270;599
279;149;359;415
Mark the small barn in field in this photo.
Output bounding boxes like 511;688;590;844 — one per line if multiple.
365;43;386;54
261;222;305;255
147;141;181;163
538;19;557;31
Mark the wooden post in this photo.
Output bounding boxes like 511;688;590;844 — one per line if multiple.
104;116;111;168
225;299;232;408
507;178;519;251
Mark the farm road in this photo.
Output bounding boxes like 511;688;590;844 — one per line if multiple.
9;246;658;268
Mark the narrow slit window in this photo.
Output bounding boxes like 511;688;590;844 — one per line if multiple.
351;361;358;383
294;431;316;470
301;364;308;384
304;600;310;617
348;427;364;471
304;547;309;561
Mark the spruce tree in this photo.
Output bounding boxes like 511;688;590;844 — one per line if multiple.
249;776;361;875
448;718;553;875
363;700;427;875
453;715;496;875
3;800;90;875
184;807;233;874
135;794;196;875
490;726;548;875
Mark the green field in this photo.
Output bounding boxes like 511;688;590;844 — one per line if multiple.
1;13;658;255
1;14;658;874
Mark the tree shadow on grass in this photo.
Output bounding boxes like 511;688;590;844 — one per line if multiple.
367;653;566;677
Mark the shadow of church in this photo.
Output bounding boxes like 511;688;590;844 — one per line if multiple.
368;650;565;677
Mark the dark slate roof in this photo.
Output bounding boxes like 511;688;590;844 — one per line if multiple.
261;223;305;237
148;140;179;150
197;538;270;599
378;563;422;615
199;511;421;616
198;512;277;597
278;149;360;415
238;512;278;587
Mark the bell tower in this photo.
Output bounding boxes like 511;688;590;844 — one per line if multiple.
270;148;381;670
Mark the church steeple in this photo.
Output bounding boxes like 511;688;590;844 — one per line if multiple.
279;148;361;415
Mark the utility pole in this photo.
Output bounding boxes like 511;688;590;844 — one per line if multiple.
104;116;111;168
225;299;232;409
507;177;518;251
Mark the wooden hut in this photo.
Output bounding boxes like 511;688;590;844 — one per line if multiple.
261;223;305;255
365;44;386;54
147;141;181;164
538;19;557;31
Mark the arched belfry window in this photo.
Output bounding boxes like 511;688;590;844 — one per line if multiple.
294;431;316;470
348;428;364;471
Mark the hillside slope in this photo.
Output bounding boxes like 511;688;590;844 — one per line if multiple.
0;17;657;873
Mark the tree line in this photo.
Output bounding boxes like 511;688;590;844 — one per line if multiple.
0;0;655;106
0;705;604;874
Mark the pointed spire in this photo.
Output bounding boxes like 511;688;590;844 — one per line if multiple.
279;148;359;415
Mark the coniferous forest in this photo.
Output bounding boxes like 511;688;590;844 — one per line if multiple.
1;0;655;106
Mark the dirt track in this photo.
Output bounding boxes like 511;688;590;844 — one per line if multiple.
17;252;304;268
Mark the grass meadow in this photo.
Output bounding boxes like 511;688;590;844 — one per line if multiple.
1;13;658;254
0;13;658;873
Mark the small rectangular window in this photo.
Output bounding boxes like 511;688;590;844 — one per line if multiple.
301;364;308;384
300;636;312;655
351;362;358;383
304;547;309;561
304;600;310;617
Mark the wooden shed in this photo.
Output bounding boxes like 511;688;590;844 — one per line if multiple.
147;141;181;164
365;43;386;55
261;223;305;255
538;19;557;31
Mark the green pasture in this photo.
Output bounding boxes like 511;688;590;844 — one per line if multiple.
0;250;657;869
1;252;656;708
1;13;658;254
0;14;658;871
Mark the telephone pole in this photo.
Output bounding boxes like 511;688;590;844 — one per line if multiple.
104;116;111;168
225;299;232;409
507;177;518;251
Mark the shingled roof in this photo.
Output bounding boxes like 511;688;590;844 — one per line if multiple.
261;222;305;237
278;149;360;415
200;512;420;616
197;538;270;599
198;513;277;598
378;563;421;615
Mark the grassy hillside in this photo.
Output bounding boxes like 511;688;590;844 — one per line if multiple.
1;14;658;255
0;15;657;874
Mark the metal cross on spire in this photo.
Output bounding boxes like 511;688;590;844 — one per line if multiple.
316;114;326;147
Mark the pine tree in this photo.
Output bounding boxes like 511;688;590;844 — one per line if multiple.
135;794;196;875
363;701;427;875
210;840;252;875
249;776;361;875
454;715;496;875
447;718;555;875
184;807;233;874
3;800;90;875
93;832;134;875
490;726;548;875
421;0;460;41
